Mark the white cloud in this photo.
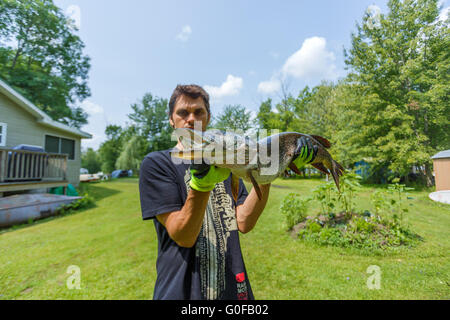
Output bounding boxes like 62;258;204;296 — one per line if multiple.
281;37;337;80
204;75;243;99
257;77;281;94
175;25;192;42
257;36;339;95
81;100;104;116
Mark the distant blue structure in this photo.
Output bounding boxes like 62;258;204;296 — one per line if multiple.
111;170;133;179
354;160;370;179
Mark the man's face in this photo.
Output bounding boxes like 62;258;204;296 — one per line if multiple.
170;94;210;131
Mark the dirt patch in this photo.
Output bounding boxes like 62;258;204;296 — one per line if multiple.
290;212;353;239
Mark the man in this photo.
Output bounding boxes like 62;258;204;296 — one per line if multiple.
139;84;315;300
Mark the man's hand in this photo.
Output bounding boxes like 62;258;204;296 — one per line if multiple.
292;136;318;169
190;162;231;192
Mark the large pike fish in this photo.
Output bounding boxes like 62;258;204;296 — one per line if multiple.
171;128;345;201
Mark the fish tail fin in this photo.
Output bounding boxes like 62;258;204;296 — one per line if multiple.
334;160;345;176
331;160;345;192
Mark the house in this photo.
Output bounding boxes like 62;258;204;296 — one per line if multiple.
0;78;91;195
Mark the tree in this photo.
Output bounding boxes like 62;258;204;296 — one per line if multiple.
81;148;101;174
344;0;449;185
256;98;276;130
213;104;253;133
256;82;338;135
98;125;123;173
256;97;296;132
127;93;174;152
116;135;149;173
0;0;91;128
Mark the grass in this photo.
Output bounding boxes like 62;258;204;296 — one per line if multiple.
0;177;449;300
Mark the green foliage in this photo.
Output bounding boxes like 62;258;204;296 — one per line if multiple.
212;104;253;133
81;148;102;174
311;171;363;216
343;0;449;185
312;181;338;216
55;193;94;216
98;125;123;174
0;0;91;128
337;172;362;216
287;172;420;252
280;193;311;229
370;179;415;226
256;83;338;136
297;212;421;252
116;135;149;173
127;93;173;152
97;93;175;174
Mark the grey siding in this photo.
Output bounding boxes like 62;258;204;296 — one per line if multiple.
0;93;82;186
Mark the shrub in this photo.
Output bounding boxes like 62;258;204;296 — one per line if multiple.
56;193;94;216
286;173;422;253
280;193;311;230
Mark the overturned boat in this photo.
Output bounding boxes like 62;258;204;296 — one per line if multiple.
0;193;82;228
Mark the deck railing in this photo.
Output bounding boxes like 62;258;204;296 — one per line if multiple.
0;148;67;183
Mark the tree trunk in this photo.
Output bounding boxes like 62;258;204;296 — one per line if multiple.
424;163;434;187
10;47;22;70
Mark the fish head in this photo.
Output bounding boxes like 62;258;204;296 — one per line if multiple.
171;128;257;166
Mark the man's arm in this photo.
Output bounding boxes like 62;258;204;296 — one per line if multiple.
156;163;231;248
236;183;271;234
156;189;210;248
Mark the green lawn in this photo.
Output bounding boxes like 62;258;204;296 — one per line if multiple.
0;177;449;300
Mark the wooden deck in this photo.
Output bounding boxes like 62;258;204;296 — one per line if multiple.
0;148;68;194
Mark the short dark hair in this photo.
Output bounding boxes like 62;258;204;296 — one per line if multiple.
169;84;210;117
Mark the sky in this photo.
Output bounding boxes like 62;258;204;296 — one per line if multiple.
52;0;449;150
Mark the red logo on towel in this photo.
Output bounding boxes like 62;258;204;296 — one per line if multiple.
236;272;245;283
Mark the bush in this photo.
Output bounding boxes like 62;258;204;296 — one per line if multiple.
280;193;311;230
284;172;422;253
56;193;94;215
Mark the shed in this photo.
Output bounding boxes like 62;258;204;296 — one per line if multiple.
431;150;450;191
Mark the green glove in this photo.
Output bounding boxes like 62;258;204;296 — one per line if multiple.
292;136;318;169
190;163;231;192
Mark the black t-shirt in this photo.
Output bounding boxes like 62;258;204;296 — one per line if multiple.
139;149;254;300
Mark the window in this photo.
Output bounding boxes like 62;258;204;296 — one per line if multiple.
45;135;75;160
45;135;59;153
0;123;6;147
61;138;75;160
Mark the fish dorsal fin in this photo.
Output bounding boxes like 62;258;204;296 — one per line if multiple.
310;135;331;148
